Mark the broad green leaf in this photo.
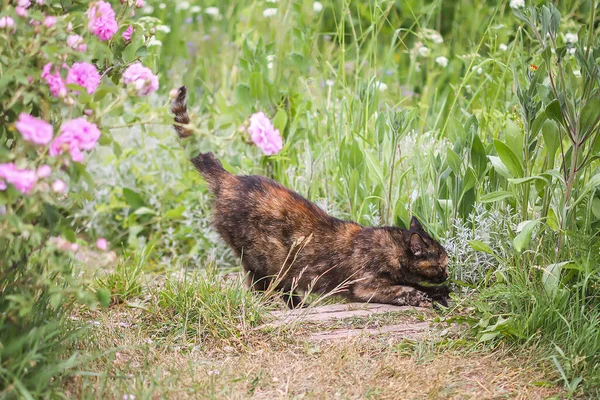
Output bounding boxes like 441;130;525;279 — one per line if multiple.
513;220;539;252
542;261;570;296
488;156;512;179
273;109;288;134
363;151;385;187
505;120;523;160
446;148;462;175
249;72;264;99
580;97;600;136
471;134;487;178
122;188;145;210
494;140;523;178
479;191;514;203
462;167;477;193
469;240;495;256
165;205;186;219
547;208;560;232
541;120;560;167
545;99;564;127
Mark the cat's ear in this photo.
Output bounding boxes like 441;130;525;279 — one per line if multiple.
410;216;424;231
409;233;426;256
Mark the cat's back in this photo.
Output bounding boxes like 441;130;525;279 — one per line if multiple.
214;173;334;232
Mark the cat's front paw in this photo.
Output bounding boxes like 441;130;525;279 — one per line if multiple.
395;290;432;308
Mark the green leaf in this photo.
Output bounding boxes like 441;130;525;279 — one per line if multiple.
446;148;462;175
541;120;560;167
363;151;385;187
487;156;511;179
513;220;539;252
133;207;155;216
235;83;252;108
505;120;523;160
479;191;514;203
494;140;523;178
122;188;145;210
545;100;564;127
96;288;111;308
469;240;495;256
580;97;600;137
471;134;487;178
542;261;570;296
547;208;560;232
165;205;186;219
273;109;288;134
249;72;264;99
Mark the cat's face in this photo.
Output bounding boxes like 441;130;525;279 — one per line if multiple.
404;217;449;284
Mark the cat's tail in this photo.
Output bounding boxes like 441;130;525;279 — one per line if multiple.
171;86;229;193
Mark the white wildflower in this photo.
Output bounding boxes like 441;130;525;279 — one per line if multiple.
156;25;170;33
499;43;508;51
375;81;388;91
158;3;165;9
266;0;278;2
205;7;219;16
122;395;135;400
325;79;335;87
313;1;323;12
510;0;524;8
190;5;201;13
266;54;275;69
567;47;576;55
147;37;162;47
565;32;577;43
435;56;449;67
417;46;430;57
175;1;189;11
263;8;278;17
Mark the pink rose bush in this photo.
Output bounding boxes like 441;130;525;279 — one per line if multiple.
67;35;87;52
122;63;159;96
87;1;118;41
66;62;101;94
15;113;53;145
248;112;283;155
0;163;37;194
50;118;101;162
122;25;133;41
42;63;67;98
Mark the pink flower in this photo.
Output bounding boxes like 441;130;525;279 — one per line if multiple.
122;25;133;41
36;0;45;4
42;63;67;98
96;238;108;250
50;117;101;162
135;0;145;7
52;179;67;193
15;113;53;145
248;112;283;155
36;165;51;178
0;163;38;194
15;7;28;17
0;16;15;29
66;62;101;94
66;34;87;52
44;16;56;28
122;63;159;96
18;0;31;7
87;1;118;41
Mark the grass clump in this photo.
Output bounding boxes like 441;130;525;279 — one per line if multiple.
147;267;268;347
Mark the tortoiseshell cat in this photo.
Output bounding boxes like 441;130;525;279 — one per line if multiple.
172;87;450;308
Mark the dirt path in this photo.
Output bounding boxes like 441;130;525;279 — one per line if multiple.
70;302;563;399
